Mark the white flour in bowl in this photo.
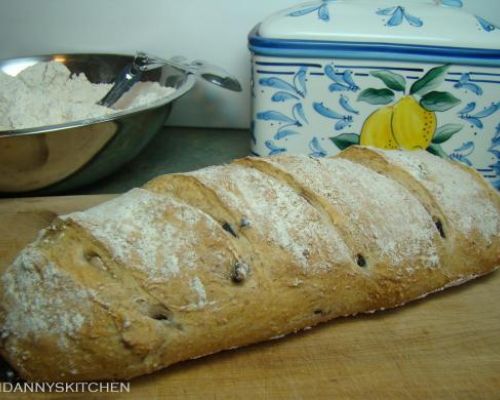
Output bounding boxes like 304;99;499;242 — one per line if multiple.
0;61;176;131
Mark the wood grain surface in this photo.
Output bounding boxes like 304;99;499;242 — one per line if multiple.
0;195;499;400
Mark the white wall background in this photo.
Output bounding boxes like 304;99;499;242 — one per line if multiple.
0;0;499;129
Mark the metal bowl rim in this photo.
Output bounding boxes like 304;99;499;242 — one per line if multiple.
0;53;197;138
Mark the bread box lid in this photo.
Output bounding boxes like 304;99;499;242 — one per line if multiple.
249;0;500;66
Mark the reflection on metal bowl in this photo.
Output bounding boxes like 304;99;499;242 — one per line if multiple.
0;53;196;194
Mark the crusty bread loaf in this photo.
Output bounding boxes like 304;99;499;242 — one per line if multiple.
0;146;498;382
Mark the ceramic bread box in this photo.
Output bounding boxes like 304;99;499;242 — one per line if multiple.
248;0;500;188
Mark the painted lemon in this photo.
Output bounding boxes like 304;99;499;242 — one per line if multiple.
360;106;398;149
391;95;436;150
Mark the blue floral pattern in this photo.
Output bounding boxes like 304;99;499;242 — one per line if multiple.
256;68;310;147
324;65;359;92
257;104;308;141
475;15;498;32
437;0;463;7
259;68;307;100
449;141;475;166
278;0;500;37
454;73;483;95
458;102;500;129
314;95;358;131
376;6;423;27
309;137;328;157
265;140;287;156
283;1;500;35
287;0;336;22
488;123;500;189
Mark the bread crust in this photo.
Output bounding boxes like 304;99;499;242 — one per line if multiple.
0;147;498;381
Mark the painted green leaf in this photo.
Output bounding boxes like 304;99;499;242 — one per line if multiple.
330;133;360;150
357;88;394;105
432;123;464;144
427;143;449;159
410;65;450;96
420;91;461;112
370;70;406;92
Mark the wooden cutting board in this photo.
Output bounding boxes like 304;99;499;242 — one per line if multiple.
0;195;499;399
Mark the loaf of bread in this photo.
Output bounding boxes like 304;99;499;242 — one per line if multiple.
0;146;499;382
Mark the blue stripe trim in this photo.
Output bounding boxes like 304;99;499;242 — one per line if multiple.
255;69;500;84
334;65;424;72
249;30;500;67
445;78;500;84
256;70;294;75
448;71;500;77
258;63;425;72
255;61;322;68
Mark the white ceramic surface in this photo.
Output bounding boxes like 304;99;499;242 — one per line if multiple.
250;0;500;189
259;0;500;48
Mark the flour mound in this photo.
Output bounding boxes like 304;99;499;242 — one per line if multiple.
0;61;176;131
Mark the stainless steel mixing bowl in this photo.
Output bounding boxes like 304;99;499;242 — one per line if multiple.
0;53;196;194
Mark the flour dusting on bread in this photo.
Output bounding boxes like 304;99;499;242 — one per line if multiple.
378;149;499;240
258;155;440;269
63;188;228;282
2;245;89;341
191;164;352;272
